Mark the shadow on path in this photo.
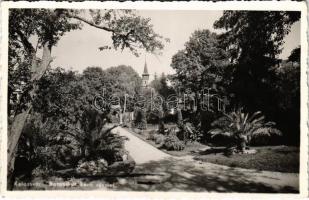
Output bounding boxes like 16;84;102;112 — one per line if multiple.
109;127;298;193
110;158;298;193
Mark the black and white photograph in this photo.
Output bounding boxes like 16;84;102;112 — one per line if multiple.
1;1;308;196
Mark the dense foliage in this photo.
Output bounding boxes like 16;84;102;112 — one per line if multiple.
170;11;300;145
171;29;229;94
8;9;301;189
150;73;176;100
213;11;300;144
83;65;142;112
15;67;132;176
147;128;185;151
162;134;185;151
8;8;167;189
133;107;147;129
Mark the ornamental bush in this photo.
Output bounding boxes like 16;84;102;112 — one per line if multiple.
209;108;282;152
162;129;185;151
134;108;147;129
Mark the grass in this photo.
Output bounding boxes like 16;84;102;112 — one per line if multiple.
127;124;299;173
194;146;299;173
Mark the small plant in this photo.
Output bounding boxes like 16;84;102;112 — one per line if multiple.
147;133;166;145
163;135;185;151
162;129;185;151
76;159;108;176
209;108;282;152
146;132;156;140
176;108;202;143
177;122;202;143
154;134;166;144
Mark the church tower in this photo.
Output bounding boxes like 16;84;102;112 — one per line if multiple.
142;60;149;88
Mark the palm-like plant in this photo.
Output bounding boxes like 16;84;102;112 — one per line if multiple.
209;108;282;152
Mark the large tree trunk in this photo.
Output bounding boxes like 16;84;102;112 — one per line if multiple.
7;43;52;190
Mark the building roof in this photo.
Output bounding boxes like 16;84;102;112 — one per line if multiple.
143;61;149;75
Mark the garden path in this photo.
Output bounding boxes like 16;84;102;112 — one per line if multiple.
110;126;299;193
113;126;171;164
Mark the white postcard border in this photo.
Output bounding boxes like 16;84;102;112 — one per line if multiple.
0;1;308;199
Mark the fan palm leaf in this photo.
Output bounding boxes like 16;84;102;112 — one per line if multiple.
209;108;282;149
247;111;262;122
209;128;232;138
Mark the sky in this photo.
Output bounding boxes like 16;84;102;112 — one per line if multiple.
50;10;300;80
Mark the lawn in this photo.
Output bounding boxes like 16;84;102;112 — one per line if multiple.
126;125;299;173
193;146;299;173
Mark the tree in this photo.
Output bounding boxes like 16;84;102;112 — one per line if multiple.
82;67;109;97
213;11;300;110
8;8;167;190
150;73;176;100
214;11;300;60
213;11;300;144
288;46;300;66
12;68;90;184
105;65;143;124
28;68;124;175
271;48;300;144
81;65;142;126
170;29;229;98
170;29;230;139
105;65;142;103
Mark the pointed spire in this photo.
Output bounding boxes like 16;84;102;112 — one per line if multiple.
143;62;149;75
142;54;149;88
143;55;149;75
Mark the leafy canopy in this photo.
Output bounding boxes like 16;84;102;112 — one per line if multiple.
213;11;301;141
9;8;167;119
214;11;300;63
170;29;229;93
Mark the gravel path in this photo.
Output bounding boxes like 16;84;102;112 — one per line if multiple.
113;126;171;164
111;126;299;193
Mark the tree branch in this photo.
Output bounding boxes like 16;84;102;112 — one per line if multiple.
68;14;114;33
68;14;136;47
15;30;35;55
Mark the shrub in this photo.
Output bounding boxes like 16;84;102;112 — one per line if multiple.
146;132;156;140
76;159;108;176
162;133;185;151
147;133;166;145
154;134;166;144
21;107;129;175
177;122;202;143
200;110;222;142
146;111;159;124
88;128;128;165
133;108;147;129
250;133;282;146
209;108;282;152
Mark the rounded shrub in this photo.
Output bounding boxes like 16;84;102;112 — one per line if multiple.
162;134;185;151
